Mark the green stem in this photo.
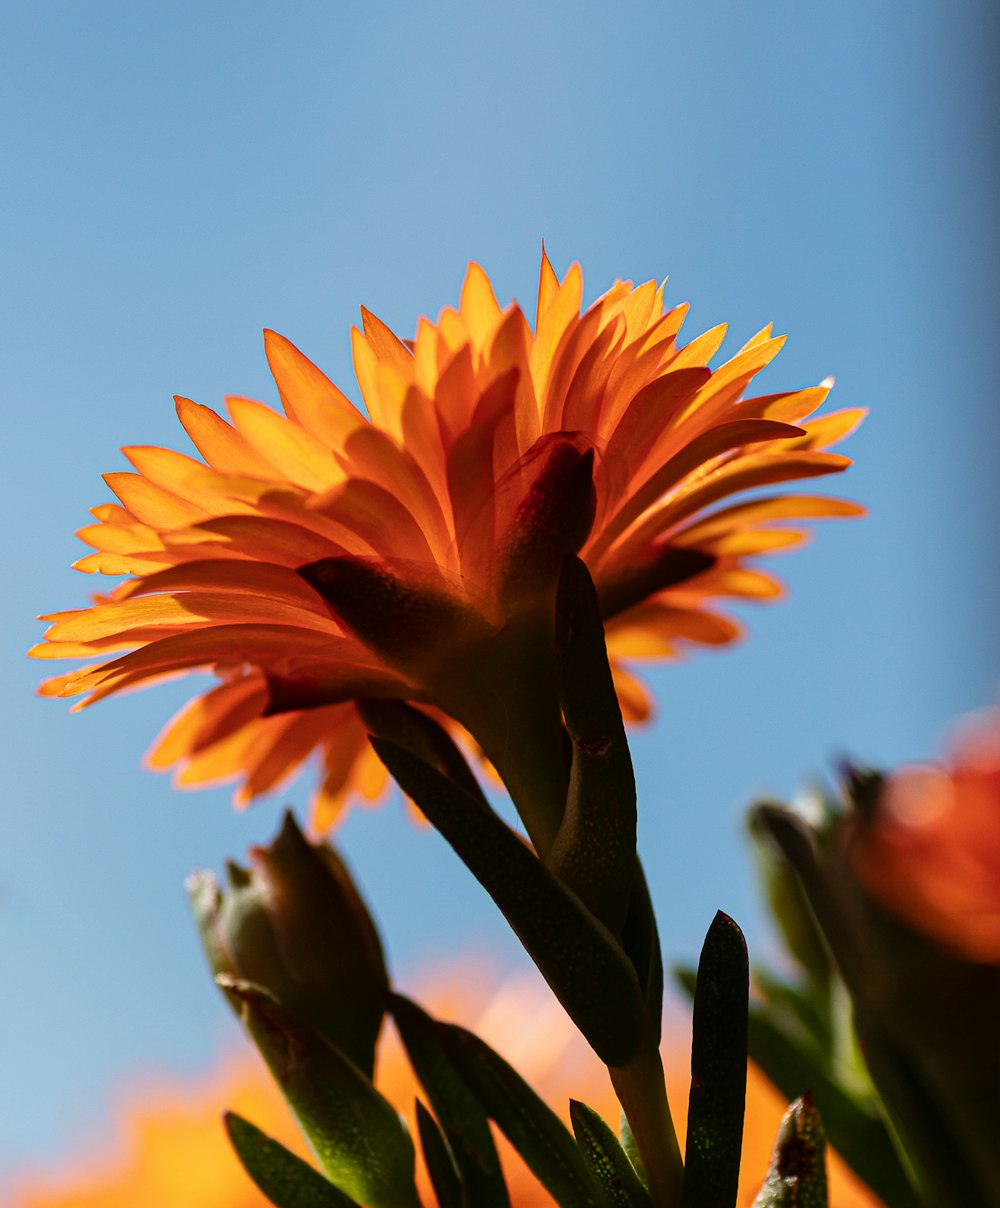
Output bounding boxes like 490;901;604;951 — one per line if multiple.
610;1038;684;1208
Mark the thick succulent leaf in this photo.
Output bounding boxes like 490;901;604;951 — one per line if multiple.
390;994;510;1208
372;740;647;1067
415;1100;466;1208
681;911;748;1208
751;1095;828;1208
570;1100;651;1207
358;700;486;802
220;978;419;1208
675;964;917;1208
618;862;663;1043
548;555;636;934
440;1022;605;1208
224;1112;358;1208
618;1115;647;1188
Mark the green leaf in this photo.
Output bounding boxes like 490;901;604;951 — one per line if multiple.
547;555;636;934
751;1095;828;1208
618;1115;647;1188
415;1100;466;1208
440;1021;605;1208
358;700;486;803
677;963;917;1208
372;740;647;1067
570;1100;651;1207
618;862;663;1042
220;978;419;1208
681;911;748;1208
390;994;510;1208
224;1112;358;1207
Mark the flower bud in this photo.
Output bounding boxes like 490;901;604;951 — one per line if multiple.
188;810;388;1079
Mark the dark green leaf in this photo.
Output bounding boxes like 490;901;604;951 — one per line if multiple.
415;1100;466;1208
547;555;636;934
390;994;510;1208
224;1112;358;1208
677;962;917;1208
570;1100;651;1207
619;861;664;1044
220;978;419;1208
358;701;486;803
751;1095;828;1208
441;1023;605;1208
681;911;748;1208
372;741;647;1067
618;1115;646;1189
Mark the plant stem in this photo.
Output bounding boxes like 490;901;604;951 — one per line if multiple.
610;1038;684;1208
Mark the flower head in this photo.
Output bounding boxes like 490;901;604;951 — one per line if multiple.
851;706;1000;963
33;252;863;830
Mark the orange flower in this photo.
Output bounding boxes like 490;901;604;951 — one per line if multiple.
33;252;863;832
5;969;882;1207
851;707;1000;963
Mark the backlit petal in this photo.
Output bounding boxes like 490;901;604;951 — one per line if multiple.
34;251;862;827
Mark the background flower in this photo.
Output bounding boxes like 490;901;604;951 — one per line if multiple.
850;706;1000;963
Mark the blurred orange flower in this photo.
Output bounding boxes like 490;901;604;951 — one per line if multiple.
33;252;862;831
851;706;1000;963
6;970;881;1207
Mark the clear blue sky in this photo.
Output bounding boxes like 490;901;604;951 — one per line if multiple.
2;0;998;1182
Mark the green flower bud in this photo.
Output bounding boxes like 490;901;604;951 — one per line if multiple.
188;810;388;1079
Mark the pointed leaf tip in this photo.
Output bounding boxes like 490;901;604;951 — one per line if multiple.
224;1111;359;1207
682;911;748;1208
220;982;417;1207
389;994;509;1208
414;1101;465;1208
751;1096;829;1208
442;1025;604;1207
570;1100;652;1207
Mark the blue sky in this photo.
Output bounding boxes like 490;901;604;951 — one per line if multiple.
2;0;998;1184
